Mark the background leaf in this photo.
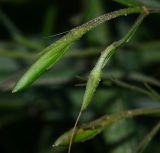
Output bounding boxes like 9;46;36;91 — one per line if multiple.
114;0;141;7
114;0;160;9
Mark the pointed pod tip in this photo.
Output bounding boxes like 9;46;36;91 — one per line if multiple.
52;144;57;148
12;87;18;93
52;141;61;148
12;83;23;93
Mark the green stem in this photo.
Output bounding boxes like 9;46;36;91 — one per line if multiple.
53;108;160;146
91;108;160;128
0;48;102;59
78;7;145;32
133;122;160;153
0;10;42;50
108;78;159;100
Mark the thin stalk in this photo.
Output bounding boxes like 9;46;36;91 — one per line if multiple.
0;10;42;50
144;83;160;100
68;13;147;153
0;48;102;59
108;78;159;100
78;7;145;32
0;50;36;59
132;122;160;153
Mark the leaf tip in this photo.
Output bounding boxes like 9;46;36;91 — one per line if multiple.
12;81;25;93
52;138;62;148
12;85;20;93
52;143;58;148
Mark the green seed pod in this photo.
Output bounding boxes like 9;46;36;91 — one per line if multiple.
53;127;101;147
81;68;101;110
12;7;143;93
53;108;160;147
12;29;87;93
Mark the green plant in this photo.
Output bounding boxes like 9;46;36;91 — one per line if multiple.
10;0;160;153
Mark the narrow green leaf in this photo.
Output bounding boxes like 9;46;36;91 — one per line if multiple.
53;108;160;146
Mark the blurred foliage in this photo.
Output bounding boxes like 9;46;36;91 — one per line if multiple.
0;0;160;153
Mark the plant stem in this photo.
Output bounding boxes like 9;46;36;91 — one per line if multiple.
75;7;145;33
108;78;159;100
133;122;160;153
53;108;160;146
0;10;42;50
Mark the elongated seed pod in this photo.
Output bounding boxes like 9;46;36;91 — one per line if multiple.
12;7;143;93
12;28;87;93
81;68;101;110
53;108;160;146
12;44;71;93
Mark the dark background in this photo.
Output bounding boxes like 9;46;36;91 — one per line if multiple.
0;0;160;153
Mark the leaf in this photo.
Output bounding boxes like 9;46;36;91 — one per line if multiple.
53;108;160;146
